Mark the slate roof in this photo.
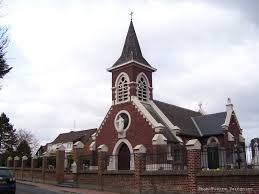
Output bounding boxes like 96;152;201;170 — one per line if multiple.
192;112;226;136
141;102;179;142
153;100;202;137
52;128;96;144
112;20;152;68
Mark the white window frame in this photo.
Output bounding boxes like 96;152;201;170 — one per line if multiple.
115;72;130;104
136;73;150;102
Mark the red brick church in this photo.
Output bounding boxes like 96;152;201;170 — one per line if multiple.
85;19;246;171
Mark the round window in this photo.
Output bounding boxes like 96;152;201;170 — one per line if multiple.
114;111;131;133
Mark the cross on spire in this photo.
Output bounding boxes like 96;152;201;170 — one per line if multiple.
130;11;134;21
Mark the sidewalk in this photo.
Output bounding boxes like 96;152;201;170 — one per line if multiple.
17;180;120;194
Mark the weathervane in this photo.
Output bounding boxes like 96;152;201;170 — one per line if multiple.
130;11;134;20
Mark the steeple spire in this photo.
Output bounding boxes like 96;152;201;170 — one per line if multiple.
110;19;153;69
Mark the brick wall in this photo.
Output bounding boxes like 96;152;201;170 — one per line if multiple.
44;170;56;184
102;172;135;193
197;170;259;193
77;172;99;190
96;102;155;155
140;172;188;194
32;169;43;183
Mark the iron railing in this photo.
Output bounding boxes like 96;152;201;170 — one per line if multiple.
201;145;259;170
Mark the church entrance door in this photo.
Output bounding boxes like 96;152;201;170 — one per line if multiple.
207;146;219;169
118;143;131;170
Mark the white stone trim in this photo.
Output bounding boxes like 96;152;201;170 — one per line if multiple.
134;144;146;153
96;106;113;137
98;144;108;152
112;81;153;89
150;100;181;142
136;72;150;101
58;145;66;151
191;117;203;136
22;156;28;161
107;139;135;170
107;60;157;72
207;136;220;145
186;139;201;150
32;155;38;159
89;141;96;151
149;101;176;130
74;141;84;149
136;72;150;86
131;97;160;128
14;156;20;161
112;139;134;155
114;110;131;138
7;156;12;161
152;134;167;145
115;72;130;104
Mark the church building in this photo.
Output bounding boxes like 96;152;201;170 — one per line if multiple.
88;19;246;171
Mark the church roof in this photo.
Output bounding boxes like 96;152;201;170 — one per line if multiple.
141;102;179;142
192;112;226;136
153;100;202;137
111;20;152;68
52;128;96;144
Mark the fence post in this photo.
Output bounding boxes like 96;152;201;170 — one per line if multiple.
31;156;37;182
14;156;20;179
56;145;65;183
7;156;13;168
97;144;108;191
73;142;84;172
134;144;146;194
186;139;201;194
21;156;28;180
152;133;167;170
42;155;48;183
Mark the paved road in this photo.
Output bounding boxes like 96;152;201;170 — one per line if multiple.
17;183;62;194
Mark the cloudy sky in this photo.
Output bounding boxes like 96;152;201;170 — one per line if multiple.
0;0;258;146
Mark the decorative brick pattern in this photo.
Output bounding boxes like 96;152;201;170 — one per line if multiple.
187;149;201;193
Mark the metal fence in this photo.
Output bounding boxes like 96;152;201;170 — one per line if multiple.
47;155;56;170
78;153;98;172
146;150;187;171
201;145;259;170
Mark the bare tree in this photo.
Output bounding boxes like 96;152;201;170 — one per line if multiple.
16;129;39;155
0;1;12;87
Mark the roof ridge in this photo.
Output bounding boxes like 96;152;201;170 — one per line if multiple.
153;99;200;114
193;111;226;119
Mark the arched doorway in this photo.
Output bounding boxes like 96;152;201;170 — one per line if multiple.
118;143;131;170
207;137;220;169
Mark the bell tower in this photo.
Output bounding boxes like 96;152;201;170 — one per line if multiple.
107;18;156;105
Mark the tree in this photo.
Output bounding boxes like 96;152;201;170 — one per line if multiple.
0;27;11;80
0;112;17;165
16;140;31;158
16;129;39;155
0;112;17;151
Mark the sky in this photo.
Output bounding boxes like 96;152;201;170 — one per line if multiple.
0;0;258;146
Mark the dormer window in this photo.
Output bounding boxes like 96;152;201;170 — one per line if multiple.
137;73;149;102
116;73;129;103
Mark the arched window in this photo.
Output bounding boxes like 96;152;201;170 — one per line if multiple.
137;73;149;101
116;73;129;102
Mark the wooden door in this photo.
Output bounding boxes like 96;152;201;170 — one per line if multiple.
207;146;219;169
118;143;130;170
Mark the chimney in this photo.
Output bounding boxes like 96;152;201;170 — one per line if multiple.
226;97;233;112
